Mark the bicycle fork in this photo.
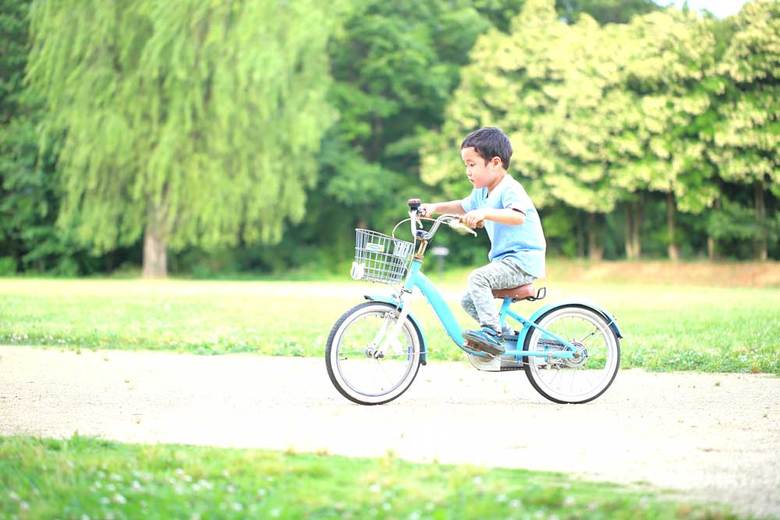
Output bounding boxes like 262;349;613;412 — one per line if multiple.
366;298;411;359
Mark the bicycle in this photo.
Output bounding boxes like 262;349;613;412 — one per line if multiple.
326;199;622;406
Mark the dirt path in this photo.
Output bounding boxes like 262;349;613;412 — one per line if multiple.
1;346;778;518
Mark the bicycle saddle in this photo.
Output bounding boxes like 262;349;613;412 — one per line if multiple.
492;284;546;301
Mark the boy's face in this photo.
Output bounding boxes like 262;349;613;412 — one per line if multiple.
461;146;502;189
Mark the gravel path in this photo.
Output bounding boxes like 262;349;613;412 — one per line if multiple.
1;345;778;518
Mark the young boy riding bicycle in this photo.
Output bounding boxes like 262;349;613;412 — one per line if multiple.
420;127;546;356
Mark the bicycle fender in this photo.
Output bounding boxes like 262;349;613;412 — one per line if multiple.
517;300;623;345
363;294;428;365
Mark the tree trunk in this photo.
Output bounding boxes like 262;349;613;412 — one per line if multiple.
666;192;679;262
588;212;603;261
706;237;716;260
633;195;643;258
624;203;635;259
143;206;168;278
754;179;768;261
624;198;642;260
576;209;586;258
708;197;719;261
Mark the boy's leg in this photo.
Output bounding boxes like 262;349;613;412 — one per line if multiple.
463;288;522;335
460;292;480;324
464;258;534;332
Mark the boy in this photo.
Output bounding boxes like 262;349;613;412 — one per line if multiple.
420;127;546;356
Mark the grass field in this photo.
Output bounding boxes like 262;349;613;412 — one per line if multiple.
1;265;778;374
1;264;770;519
0;435;735;519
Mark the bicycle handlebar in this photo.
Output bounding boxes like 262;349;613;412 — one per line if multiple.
400;199;478;244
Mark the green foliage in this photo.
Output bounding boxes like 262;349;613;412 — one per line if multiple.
1;0;779;272
423;0;777;261
712;0;780;188
556;0;660;24
257;0;529;273
0;0;91;274
27;0;337;253
0;0;28;124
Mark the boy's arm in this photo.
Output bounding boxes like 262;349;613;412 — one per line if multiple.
462;208;524;228
419;200;466;217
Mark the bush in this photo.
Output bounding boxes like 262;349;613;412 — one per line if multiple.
0;257;17;275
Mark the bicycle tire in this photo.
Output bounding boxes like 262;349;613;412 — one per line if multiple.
326;301;423;405
522;304;620;404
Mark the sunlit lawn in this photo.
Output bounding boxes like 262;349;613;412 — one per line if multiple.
1;272;778;374
0;436;735;519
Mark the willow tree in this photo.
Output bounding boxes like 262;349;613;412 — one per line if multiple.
27;0;335;277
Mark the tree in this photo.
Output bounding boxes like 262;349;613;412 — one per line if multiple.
614;9;719;261
711;0;780;261
422;0;629;260
1;0;85;274
267;0;530;273
27;0;337;277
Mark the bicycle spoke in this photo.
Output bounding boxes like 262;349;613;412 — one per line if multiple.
577;327;599;345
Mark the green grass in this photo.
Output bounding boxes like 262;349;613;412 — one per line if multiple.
0;435;735;519
0;275;778;374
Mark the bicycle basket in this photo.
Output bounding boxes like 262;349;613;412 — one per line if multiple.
351;229;415;284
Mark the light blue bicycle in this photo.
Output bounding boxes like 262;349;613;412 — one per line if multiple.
326;199;622;406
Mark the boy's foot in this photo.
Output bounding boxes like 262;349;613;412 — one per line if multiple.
463;327;505;356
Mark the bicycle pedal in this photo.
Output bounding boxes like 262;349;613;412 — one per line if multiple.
465;339;497;357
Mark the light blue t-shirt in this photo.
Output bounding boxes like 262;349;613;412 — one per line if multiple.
460;175;546;278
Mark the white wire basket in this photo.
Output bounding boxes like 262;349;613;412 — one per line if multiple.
351;229;415;284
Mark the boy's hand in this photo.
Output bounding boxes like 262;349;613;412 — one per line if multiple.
462;209;487;228
419;203;436;217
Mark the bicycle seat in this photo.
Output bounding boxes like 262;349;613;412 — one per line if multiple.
492;284;544;301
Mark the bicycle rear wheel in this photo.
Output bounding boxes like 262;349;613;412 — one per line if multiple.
523;304;620;404
326;301;422;405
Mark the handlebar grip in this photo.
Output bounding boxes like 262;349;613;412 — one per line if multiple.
458;216;484;229
407;198;421;210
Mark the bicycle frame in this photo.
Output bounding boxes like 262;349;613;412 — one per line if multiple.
399;258;578;361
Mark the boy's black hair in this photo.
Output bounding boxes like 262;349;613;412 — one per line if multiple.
461;127;512;169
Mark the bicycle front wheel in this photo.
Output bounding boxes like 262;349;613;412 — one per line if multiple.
326;301;422;405
523;304;620;404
